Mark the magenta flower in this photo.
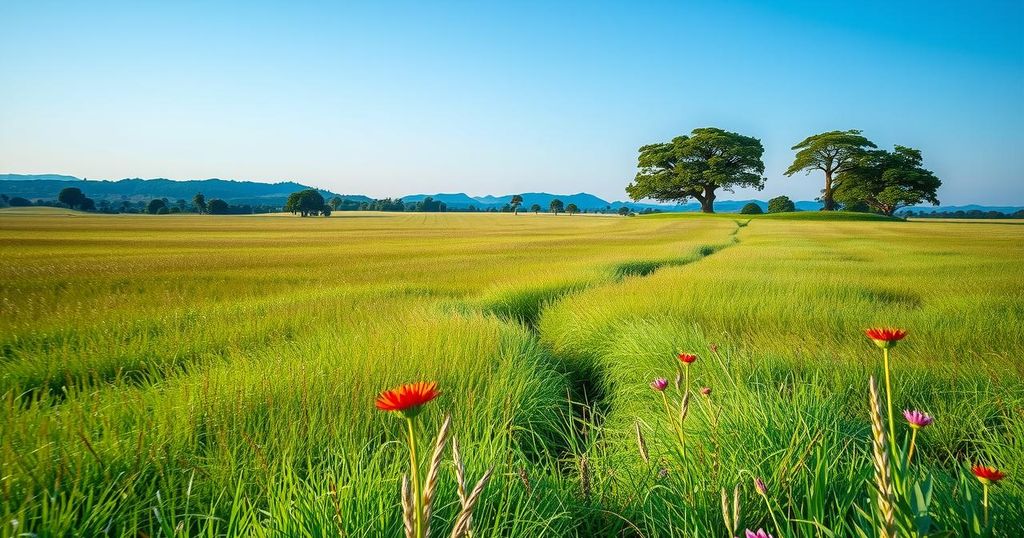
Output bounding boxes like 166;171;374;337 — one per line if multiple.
903;409;934;429
739;530;772;538
754;477;767;496
650;378;668;392
700;386;711;396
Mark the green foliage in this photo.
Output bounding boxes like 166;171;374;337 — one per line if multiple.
549;198;564;214
57;187;86;209
207;198;229;214
530;203;541;214
192;192;206;213
785;130;877;210
511;195;524;214
566;203;579;215
835;145;941;216
284;189;328;216
767;195;795;213
617;206;630;216
740;202;763;214
146;198;168;214
627;127;766;213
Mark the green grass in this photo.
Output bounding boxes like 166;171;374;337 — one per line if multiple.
0;211;1020;536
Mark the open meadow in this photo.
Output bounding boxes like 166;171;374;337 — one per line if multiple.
1;209;1022;536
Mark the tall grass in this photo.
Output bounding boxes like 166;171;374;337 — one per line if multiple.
0;210;1020;535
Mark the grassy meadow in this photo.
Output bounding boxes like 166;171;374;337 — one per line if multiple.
0;208;1021;536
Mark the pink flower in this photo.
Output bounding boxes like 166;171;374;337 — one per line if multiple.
903;409;934;429
650;378;668;392
754;477;767;496
700;387;712;396
739;530;772;538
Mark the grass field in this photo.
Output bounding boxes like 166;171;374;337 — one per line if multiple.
1;208;1021;537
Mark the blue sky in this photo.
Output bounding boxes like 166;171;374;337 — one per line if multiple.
1;1;1021;204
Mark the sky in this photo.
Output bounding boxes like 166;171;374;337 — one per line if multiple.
1;1;1022;204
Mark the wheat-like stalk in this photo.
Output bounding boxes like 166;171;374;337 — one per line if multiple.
869;375;896;538
720;488;732;535
635;421;649;464
422;414;452;538
732;483;741;534
401;474;414;538
450;466;494;538
452;436;468;505
517;467;532;497
579;455;591;500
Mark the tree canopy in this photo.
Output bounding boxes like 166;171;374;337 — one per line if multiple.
549;199;564;214
530;203;541;214
835;145;941;216
58;187;86;209
626;127;765;213
284;189;328;217
566;203;579;215
785;130;876;210
767;195;795;214
192;193;207;213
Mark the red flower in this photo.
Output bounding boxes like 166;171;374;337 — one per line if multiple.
864;328;908;349
375;382;440;416
972;465;1006;485
678;353;698;364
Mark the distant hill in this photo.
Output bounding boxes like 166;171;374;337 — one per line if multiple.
1;173;82;182
2;174;1018;213
0;175;370;206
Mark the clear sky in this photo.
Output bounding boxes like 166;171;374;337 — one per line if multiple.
1;1;1022;204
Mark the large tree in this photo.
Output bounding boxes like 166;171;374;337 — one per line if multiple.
58;187;86;209
627;127;765;213
835;145;941;216
785;130;876;210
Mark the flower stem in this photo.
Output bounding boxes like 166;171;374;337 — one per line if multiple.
405;417;423;538
906;429;918;466
983;483;989;528
762;495;783;537
883;347;897;456
661;392;685;451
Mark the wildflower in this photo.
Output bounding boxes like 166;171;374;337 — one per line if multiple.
903;409;934;430
739;529;773;538
972;465;1006;527
375;381;439;417
864;328;907;349
650;378;668;392
972;465;1006;486
754;477;767;496
700;386;712;396
903;410;934;466
678;353;698;364
865;327;907;455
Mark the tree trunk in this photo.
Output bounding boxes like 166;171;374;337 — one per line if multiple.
700;186;716;213
822;170;835;210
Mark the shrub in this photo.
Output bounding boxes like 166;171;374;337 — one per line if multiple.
740;202;763;214
767;196;795;213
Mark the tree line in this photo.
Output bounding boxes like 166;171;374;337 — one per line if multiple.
628;128;942;215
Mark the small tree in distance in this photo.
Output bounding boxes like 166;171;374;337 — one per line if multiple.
511;195;523;215
530;204;541;214
740;202;763;214
207;199;229;214
58;187;86;209
767;195;796;213
618;206;630;216
566;203;579;215
549;199;564;215
193;193;207;214
147;199;168;214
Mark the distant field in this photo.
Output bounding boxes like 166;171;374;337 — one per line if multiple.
1;209;1021;536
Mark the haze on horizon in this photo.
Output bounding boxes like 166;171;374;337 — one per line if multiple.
1;1;1022;205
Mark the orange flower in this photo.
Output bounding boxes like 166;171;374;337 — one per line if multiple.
972;465;1006;485
375;382;440;416
864;328;907;349
678;353;698;364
